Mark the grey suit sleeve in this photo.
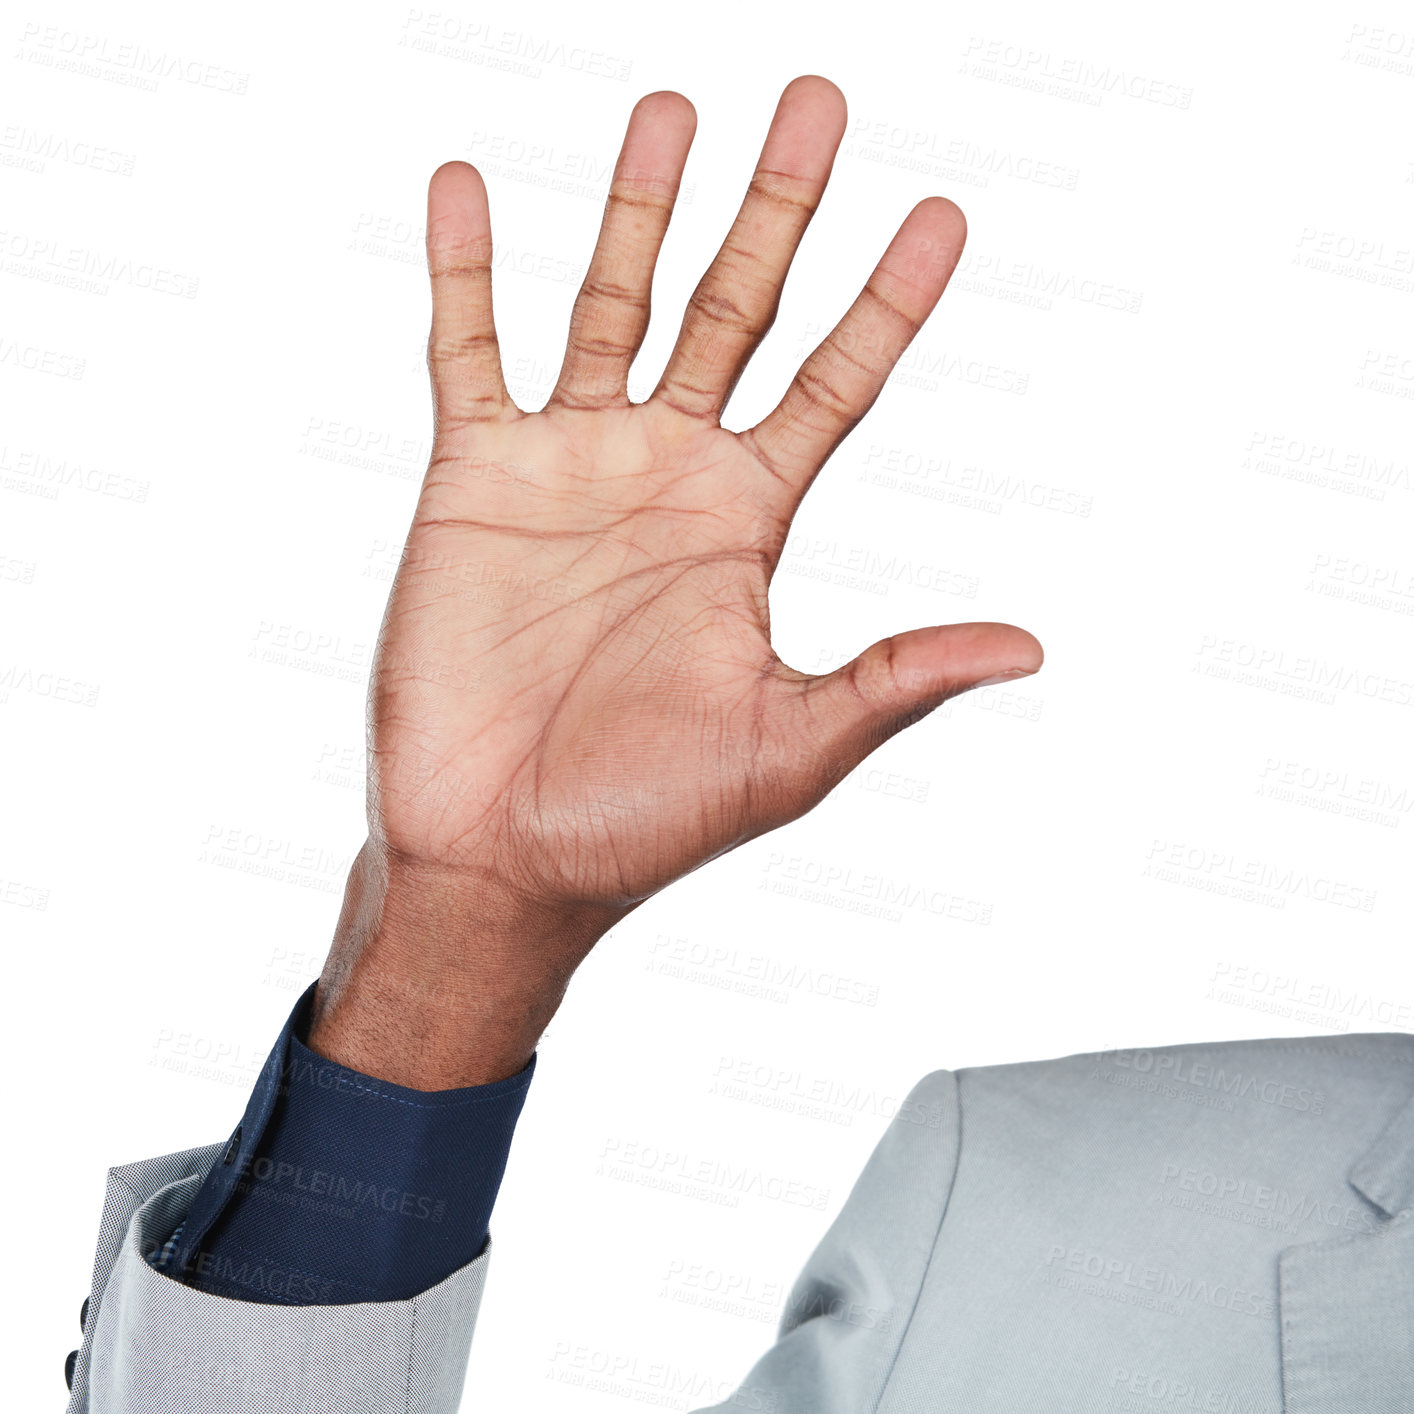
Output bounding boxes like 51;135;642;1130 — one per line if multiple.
693;1069;961;1414
72;1072;957;1413
68;1145;491;1414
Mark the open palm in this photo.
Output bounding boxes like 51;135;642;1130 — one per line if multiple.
368;77;1042;912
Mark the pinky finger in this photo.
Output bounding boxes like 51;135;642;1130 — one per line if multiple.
425;162;516;429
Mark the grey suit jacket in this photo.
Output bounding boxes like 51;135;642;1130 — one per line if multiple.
69;1032;1414;1412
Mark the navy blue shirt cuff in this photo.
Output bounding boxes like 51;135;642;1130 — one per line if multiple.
159;981;535;1305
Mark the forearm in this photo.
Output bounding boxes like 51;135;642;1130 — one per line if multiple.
140;838;622;1313
307;837;630;1090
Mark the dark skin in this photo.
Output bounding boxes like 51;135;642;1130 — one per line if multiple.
307;76;1043;1089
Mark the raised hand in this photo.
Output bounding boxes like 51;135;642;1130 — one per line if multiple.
311;76;1042;1085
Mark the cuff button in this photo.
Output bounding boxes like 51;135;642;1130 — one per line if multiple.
65;1350;78;1390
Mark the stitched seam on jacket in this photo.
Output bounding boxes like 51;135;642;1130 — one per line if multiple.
870;1070;963;1414
171;1273;312;1306
406;1297;417;1414
111;1169;146;1204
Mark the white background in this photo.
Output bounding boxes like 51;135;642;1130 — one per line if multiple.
5;0;1412;1407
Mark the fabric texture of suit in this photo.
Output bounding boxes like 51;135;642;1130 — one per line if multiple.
70;1032;1414;1412
67;1145;489;1413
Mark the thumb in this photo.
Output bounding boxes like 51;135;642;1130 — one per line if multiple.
785;620;1044;780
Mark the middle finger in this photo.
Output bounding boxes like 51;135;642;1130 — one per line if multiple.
651;74;847;423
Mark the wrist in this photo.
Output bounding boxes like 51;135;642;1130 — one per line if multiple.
307;837;626;1088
